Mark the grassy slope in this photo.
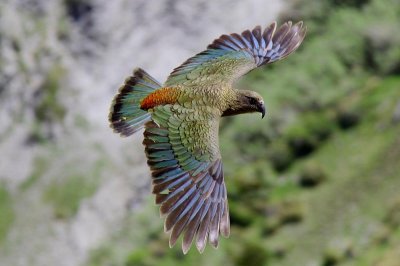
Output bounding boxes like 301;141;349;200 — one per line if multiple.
268;77;400;265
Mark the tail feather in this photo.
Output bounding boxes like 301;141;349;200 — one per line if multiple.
109;68;161;136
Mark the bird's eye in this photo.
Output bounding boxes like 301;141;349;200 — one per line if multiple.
249;97;258;105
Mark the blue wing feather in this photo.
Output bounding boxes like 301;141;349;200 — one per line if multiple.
143;115;229;253
165;21;306;86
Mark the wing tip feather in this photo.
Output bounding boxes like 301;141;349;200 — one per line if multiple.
208;20;306;66
165;20;305;86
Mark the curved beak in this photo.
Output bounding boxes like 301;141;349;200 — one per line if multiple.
259;103;266;119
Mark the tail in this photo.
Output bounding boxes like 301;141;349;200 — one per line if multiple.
109;68;162;137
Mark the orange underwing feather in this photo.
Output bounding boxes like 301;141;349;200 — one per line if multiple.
140;87;180;110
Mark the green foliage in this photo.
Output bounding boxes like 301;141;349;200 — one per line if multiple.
358;77;400;122
35;65;66;123
335;109;360;130
272;200;304;225
43;174;97;219
284;111;336;157
384;197;400;229
328;0;370;8
267;140;293;172
125;249;151;266
89;246;120;266
19;157;48;191
298;160;327;188
234;241;270;266
0;185;14;244
363;0;400;74
322;238;354;266
230;161;275;194
30;64;67;143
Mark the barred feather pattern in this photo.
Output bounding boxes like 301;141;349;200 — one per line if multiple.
143;106;229;254
165;21;306;87
208;21;306;66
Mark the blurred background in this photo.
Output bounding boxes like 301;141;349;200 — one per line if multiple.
1;0;400;265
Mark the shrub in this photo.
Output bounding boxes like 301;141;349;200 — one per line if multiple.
328;0;370;8
234;241;270;266
322;238;354;266
335;109;361;130
267;140;294;172
278;200;304;225
284;112;336;158
298;161;327;188
43;174;97;219
384;197;400;229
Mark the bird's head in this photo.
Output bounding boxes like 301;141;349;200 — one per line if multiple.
237;90;266;118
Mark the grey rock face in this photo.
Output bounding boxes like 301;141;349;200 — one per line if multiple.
0;0;284;265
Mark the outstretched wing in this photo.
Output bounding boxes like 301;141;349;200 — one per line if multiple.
143;104;229;254
165;21;306;87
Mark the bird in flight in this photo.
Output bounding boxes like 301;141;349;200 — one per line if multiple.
109;21;306;254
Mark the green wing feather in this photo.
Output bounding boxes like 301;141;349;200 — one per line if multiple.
165;21;306;87
143;104;229;254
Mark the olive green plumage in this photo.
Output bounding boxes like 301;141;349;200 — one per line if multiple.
109;21;306;254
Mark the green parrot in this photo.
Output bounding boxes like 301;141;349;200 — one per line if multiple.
109;21;306;254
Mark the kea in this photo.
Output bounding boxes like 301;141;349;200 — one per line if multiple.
109;21;306;254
